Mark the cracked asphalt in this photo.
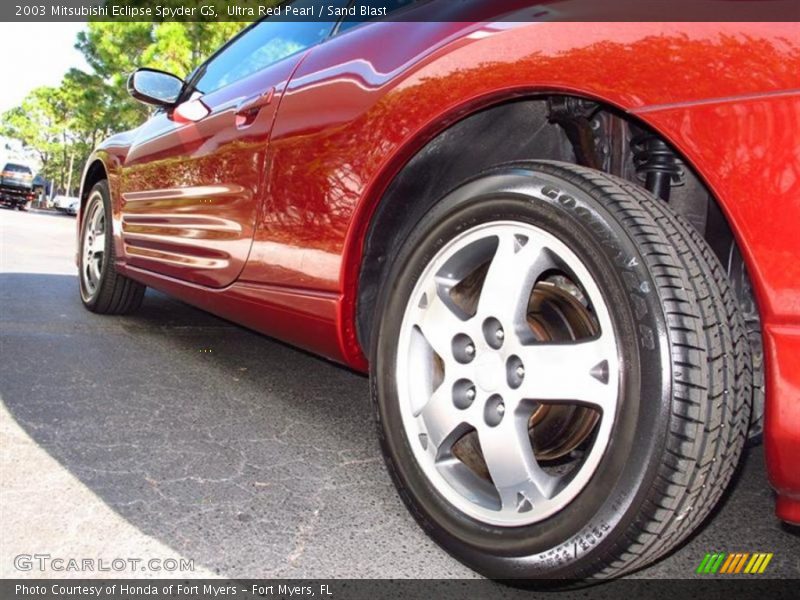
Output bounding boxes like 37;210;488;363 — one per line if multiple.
1;208;797;581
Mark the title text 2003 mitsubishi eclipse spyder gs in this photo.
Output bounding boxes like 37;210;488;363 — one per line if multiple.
76;0;800;580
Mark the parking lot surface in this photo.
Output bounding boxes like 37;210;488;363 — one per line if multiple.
1;208;797;580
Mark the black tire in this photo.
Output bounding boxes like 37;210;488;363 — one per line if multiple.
79;180;146;314
725;245;765;444
370;161;751;580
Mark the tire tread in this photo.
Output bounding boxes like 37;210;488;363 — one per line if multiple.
527;162;751;578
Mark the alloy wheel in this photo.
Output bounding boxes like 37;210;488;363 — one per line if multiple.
396;221;620;526
81;192;106;297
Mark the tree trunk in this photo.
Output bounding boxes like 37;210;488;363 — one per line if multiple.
65;151;75;197
60;131;68;193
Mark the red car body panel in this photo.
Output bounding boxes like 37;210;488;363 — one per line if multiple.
80;19;800;522
640;94;800;523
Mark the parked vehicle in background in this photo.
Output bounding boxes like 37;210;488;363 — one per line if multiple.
75;0;799;582
52;195;81;216
0;162;35;210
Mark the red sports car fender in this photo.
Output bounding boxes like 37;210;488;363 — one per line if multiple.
258;22;799;361
264;21;800;520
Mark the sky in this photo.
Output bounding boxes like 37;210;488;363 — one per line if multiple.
0;23;89;114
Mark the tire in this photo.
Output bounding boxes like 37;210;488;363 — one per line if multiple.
725;245;765;444
370;161;751;580
79;180;146;314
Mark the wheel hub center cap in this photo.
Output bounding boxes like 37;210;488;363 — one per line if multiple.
475;353;503;392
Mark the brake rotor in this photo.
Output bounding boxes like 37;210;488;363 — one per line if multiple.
525;280;601;460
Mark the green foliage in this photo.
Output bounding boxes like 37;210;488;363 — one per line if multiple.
1;87;72;188
0;21;247;195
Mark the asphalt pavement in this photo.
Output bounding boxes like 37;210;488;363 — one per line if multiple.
1;208;797;582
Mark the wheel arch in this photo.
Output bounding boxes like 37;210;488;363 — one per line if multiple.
343;91;764;368
343;93;571;366
78;156;109;226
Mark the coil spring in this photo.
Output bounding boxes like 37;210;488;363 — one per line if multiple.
632;133;682;200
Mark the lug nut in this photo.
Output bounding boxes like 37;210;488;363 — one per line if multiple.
484;394;505;427
454;379;477;410
483;317;504;349
452;334;476;364
507;355;525;389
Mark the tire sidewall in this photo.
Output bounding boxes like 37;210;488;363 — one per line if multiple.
371;167;673;578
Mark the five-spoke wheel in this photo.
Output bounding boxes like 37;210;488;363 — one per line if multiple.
397;222;619;526
81;195;106;297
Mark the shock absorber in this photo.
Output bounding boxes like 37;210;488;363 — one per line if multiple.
632;133;682;201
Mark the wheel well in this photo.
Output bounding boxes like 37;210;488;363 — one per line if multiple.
355;95;747;353
80;160;107;221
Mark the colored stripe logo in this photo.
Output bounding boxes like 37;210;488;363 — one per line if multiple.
696;552;773;574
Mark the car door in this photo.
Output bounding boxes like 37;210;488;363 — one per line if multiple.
240;0;459;290
119;6;343;288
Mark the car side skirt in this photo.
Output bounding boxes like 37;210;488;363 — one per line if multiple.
120;264;356;368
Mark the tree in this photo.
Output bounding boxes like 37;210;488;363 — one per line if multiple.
1;21;249;196
0;87;67;190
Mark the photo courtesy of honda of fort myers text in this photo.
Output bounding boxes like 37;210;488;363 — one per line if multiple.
0;0;799;599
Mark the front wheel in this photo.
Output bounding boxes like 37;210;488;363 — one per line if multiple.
79;180;146;314
371;161;751;580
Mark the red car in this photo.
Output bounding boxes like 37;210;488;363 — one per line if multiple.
76;0;800;580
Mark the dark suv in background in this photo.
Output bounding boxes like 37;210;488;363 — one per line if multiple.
0;162;35;210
